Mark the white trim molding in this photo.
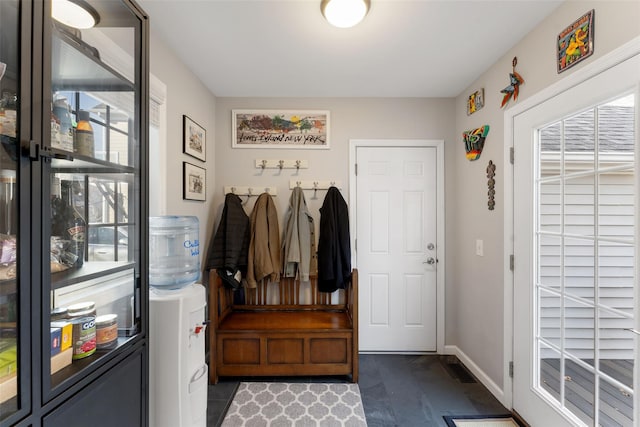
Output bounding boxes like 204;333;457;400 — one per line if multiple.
503;35;640;411
444;345;507;407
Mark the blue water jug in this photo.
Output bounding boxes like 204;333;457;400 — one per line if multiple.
149;216;200;289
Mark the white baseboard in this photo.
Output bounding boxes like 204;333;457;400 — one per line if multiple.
442;345;508;408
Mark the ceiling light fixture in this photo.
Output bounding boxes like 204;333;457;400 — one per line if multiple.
321;0;370;28
52;0;100;29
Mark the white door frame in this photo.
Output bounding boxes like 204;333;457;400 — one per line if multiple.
349;139;446;353
503;36;640;410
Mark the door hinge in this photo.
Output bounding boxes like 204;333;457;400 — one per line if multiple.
509;254;514;272
510;147;514;165
354;238;357;252
355;163;358;176
509;361;514;378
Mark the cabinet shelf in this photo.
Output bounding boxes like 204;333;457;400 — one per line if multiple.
51;153;135;174
52;28;133;93
50;336;138;389
51;261;135;291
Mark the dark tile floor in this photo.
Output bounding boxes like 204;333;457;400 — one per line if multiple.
207;354;510;426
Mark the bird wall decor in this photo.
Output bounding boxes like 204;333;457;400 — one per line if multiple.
500;57;524;108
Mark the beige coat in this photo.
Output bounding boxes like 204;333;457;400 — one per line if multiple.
281;187;316;281
246;193;281;288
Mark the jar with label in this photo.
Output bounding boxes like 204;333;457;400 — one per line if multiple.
51;103;62;148
95;314;118;351
0;91;17;138
74;110;94;157
0;169;16;235
52;96;74;151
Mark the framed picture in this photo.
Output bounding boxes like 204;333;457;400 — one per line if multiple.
232;110;330;149
557;9;594;73
183;115;206;161
466;88;484;115
183;162;206;201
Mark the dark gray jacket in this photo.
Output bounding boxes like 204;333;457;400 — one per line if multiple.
206;193;250;289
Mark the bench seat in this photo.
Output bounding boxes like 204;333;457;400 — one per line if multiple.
218;310;353;331
209;270;359;383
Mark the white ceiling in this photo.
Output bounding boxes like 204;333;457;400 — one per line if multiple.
138;0;563;98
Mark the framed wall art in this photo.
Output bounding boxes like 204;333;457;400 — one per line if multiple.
183;162;206;201
232;110;330;149
466;88;484;115
557;9;594;73
463;125;490;161
183;115;206;161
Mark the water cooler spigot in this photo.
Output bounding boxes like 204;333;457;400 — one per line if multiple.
189;321;208;339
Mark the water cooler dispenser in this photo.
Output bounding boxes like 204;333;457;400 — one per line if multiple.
149;216;207;427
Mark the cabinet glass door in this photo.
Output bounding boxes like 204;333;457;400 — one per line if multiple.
46;0;142;394
0;0;20;421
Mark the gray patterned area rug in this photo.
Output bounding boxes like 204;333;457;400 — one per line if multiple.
222;382;368;426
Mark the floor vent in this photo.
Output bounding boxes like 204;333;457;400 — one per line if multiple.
441;356;477;383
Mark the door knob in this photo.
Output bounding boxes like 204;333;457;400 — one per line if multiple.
424;257;436;265
427;243;435;250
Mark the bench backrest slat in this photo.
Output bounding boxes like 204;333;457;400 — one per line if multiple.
244;275;343;307
212;272;347;309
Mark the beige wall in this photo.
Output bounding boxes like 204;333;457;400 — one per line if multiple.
149;32;217;263
452;0;640;390
214;97;456;225
214;97;457;308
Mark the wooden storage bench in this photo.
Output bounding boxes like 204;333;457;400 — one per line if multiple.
208;269;358;384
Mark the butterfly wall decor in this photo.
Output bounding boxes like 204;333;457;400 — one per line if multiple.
500;57;524;108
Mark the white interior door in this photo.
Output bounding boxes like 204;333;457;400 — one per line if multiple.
513;53;639;426
355;144;438;352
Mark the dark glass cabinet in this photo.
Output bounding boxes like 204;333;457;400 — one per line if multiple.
0;0;149;425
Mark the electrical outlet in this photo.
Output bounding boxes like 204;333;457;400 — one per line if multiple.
476;239;484;256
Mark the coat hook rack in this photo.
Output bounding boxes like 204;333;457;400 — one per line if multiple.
255;159;309;170
289;180;341;190
224;186;277;196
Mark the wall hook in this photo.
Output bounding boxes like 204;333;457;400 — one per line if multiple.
278;160;284;169
260;160;267;169
295;160;301;170
296;181;301;187
231;186;237;194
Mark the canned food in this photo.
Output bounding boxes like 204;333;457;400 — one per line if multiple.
50;306;68;321
70;316;96;360
95;314;118;351
67;301;96;318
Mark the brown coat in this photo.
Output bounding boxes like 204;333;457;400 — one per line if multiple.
246;193;281;288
